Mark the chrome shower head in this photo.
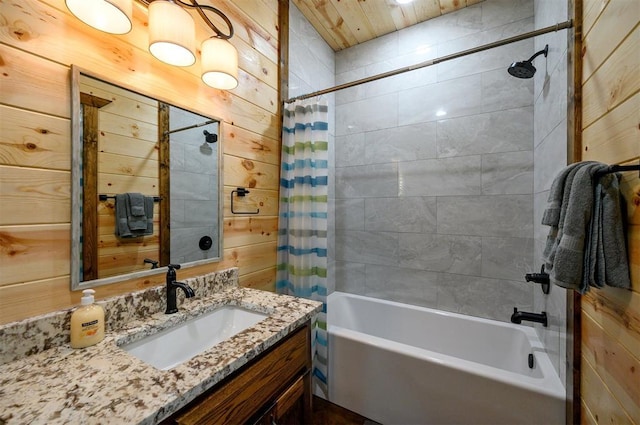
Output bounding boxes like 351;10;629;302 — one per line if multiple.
508;44;548;79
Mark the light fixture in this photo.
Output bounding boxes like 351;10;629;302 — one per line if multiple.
66;0;238;90
201;37;238;90
148;0;196;67
66;0;133;35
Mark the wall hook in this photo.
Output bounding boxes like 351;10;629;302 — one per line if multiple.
231;187;259;214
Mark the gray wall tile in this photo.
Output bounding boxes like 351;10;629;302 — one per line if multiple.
436;273;533;322
335;133;366;167
364;122;437;164
482;68;534;112
335;163;398;199
399;156;482;196
365;197;437;233
437;107;533;158
437;195;533;238
482;150;533;195
335;261;366;294
399;233;482;275
481;236;534;280
336;92;398;136
335;230;399;266
335;198;364;230
365;264;439;308
399;74;484;125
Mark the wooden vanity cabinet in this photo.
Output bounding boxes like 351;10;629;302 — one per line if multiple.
162;322;312;425
250;374;307;425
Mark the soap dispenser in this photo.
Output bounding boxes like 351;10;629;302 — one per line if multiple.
70;289;105;348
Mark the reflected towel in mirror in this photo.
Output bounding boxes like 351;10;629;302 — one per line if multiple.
115;193;154;238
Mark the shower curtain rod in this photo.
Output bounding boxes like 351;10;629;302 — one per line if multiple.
284;19;573;103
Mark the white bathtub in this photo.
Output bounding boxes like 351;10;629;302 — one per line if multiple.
327;292;565;425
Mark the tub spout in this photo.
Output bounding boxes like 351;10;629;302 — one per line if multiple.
510;308;547;327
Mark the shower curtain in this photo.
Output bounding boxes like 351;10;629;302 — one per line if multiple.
276;99;329;396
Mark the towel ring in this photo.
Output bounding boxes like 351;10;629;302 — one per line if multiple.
231;187;259;214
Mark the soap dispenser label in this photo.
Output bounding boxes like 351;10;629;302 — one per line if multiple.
81;320;100;336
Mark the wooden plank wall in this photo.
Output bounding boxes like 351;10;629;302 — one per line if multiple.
80;76;162;279
580;0;639;423
0;0;281;324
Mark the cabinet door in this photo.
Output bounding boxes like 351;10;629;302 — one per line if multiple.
273;375;308;425
252;404;276;425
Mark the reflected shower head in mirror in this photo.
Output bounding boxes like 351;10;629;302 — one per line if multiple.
508;44;548;78
203;130;218;144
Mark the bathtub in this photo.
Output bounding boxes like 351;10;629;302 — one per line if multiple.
327;292;565;425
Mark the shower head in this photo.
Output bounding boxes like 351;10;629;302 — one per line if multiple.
203;130;218;144
508;44;548;79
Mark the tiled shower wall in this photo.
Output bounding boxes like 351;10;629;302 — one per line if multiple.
533;0;570;382
333;0;537;323
288;2;336;294
169;108;220;264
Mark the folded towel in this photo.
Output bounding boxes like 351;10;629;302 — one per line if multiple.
144;195;154;235
544;162;631;293
128;192;146;216
114;193;154;238
542;162;592;272
127;193;148;230
115;194;133;238
586;173;631;290
547;164;603;291
542;162;594;226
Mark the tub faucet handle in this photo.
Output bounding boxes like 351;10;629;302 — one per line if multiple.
524;265;550;294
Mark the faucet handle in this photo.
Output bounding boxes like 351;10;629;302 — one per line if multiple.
168;263;181;270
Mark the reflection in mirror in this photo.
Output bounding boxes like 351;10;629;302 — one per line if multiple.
71;66;223;290
167;106;220;264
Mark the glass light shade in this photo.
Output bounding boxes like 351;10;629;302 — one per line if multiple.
201;38;239;90
148;1;196;67
66;0;132;34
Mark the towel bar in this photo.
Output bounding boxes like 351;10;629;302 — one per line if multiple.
99;194;162;202
593;162;640;179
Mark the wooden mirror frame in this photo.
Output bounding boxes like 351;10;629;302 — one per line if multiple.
70;65;224;290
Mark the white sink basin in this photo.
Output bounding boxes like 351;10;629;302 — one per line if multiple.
120;306;268;370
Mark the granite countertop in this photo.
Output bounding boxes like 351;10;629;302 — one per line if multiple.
0;270;322;425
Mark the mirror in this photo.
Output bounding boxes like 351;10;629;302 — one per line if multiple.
70;66;223;290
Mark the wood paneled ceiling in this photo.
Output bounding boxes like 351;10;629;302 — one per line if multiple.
292;0;485;51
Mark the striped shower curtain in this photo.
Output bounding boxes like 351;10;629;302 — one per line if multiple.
276;99;329;396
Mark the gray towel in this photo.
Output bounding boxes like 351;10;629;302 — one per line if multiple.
586;173;631;290
542;162;595;226
127;193;147;230
542;162;592;272
115;194;133;238
114;193;154;238
544;162;631;293
144;195;154;235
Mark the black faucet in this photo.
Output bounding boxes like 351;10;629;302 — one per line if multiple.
165;264;195;314
144;258;159;269
510;308;548;327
